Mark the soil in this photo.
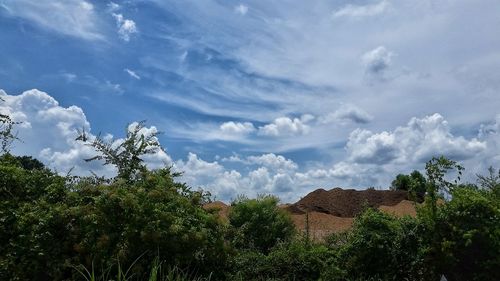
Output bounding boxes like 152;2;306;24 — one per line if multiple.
378;200;417;217
203;201;230;220
287;188;409;217
291;212;354;240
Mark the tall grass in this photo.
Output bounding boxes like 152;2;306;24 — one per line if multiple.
73;257;212;281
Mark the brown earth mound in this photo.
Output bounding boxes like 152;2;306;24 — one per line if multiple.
203;201;230;220
378;200;417;217
288;188;409;217
291;212;354;240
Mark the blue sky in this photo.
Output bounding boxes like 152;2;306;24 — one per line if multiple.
0;0;499;202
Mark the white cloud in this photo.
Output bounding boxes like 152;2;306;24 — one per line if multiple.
333;0;389;18
220;121;255;135
247;153;298;171
1;0;103;40
124;68;141;80
346;113;487;164
107;2;120;12
258;114;314;137
362;46;394;78
0;89;170;176
112;13;137;41
234;4;248;15
320;105;373;124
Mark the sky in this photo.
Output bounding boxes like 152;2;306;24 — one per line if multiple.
0;0;499;202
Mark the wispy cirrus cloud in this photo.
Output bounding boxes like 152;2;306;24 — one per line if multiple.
333;0;390;18
0;0;104;40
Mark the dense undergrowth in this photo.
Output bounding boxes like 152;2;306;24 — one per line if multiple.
0;122;499;281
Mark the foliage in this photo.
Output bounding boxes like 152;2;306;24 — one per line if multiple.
333;208;412;280
74;257;213;281
419;186;500;281
0;157;227;280
0;101;19;153
228;195;295;253
229;239;334;281
391;170;427;201
79;121;164;183
477;166;500;197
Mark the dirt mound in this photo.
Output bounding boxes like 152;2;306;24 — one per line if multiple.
203;201;230;219
288;188;409;217
378;200;417;217
291;212;354;240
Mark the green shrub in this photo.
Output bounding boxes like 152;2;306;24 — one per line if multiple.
229;239;335;281
0;157;227;280
228;195;295;253
424;186;500;281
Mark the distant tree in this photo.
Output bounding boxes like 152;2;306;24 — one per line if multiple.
391;174;412;191
15;155;45;170
78;121;164;182
391;170;427;201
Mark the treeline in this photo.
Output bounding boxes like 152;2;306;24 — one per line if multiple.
0;123;499;281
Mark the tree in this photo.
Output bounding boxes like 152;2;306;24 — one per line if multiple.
477;166;500;193
391;170;427;201
228;195;295;253
391;173;412;191
78;121;164;182
0;98;19;154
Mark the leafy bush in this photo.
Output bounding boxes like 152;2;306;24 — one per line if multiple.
229;239;334;281
424;186;500;281
0;157;227;280
228;195;295;253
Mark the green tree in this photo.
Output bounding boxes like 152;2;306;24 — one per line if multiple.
78;121;164;183
0;99;19;154
391;170;427;201
228;195;295;253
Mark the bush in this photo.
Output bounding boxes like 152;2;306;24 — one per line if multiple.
228;195;295;253
0;157;227;280
426;186;500;281
229;239;334;281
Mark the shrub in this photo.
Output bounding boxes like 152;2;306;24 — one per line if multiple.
0;157;227;280
228;195;295;253
229;239;334;281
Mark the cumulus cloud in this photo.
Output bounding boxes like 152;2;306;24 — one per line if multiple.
234;4;248;15
0;89;170;176
477;114;500;167
124;68;141;80
346;113;487;165
223;153;298;172
258;115;314;137
1;0;103;40
175;152;301;200
333;0;389;18
220;121;255;135
112;13;137;41
362;46;394;78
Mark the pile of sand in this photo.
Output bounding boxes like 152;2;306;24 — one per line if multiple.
288;188;409;217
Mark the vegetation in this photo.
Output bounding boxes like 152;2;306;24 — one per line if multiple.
0;118;498;280
228;195;295;253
